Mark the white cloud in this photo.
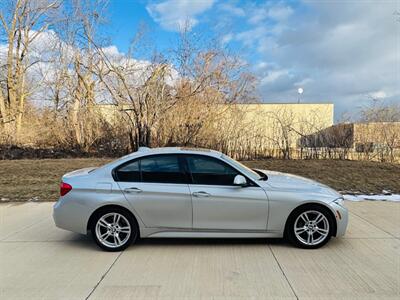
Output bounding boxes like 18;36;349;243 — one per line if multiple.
370;91;387;99
233;1;399;118
101;45;123;58
0;30;161;105
218;2;245;17
248;2;293;25
267;4;293;21
235;26;268;47
260;69;289;85
146;0;215;31
221;33;233;45
254;61;269;71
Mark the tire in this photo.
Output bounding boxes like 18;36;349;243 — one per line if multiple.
286;204;334;249
91;207;138;252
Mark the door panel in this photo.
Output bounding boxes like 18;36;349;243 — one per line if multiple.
118;182;192;228
115;154;192;229
190;185;269;230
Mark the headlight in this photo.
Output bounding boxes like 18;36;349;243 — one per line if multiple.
333;197;344;207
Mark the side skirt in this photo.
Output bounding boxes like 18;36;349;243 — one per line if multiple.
140;227;283;238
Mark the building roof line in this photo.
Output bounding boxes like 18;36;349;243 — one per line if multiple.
230;102;334;105
96;102;334;106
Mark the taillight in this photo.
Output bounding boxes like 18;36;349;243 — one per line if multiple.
60;182;72;196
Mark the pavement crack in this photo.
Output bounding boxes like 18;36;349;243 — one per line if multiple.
349;211;399;239
85;251;124;300
269;245;299;300
1;217;49;241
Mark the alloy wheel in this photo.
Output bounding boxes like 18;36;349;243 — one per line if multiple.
95;212;131;248
294;210;330;246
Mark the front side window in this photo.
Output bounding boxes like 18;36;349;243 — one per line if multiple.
221;154;261;181
186;155;239;185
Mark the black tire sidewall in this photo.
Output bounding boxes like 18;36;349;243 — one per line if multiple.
287;204;334;249
91;207;138;252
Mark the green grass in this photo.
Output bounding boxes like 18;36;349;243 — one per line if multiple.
0;158;399;202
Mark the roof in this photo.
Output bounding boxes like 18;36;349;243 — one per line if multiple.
135;147;222;157
100;147;223;171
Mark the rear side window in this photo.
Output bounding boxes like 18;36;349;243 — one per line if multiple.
115;155;186;184
116;160;140;182
186;155;239;185
140;155;185;183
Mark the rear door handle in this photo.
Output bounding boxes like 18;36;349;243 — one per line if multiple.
124;187;142;194
192;191;210;197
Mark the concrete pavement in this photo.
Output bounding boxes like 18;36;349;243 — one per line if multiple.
0;201;399;299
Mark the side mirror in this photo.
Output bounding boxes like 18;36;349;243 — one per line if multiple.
233;175;247;187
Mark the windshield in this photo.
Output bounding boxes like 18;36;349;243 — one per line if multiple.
221;154;261;181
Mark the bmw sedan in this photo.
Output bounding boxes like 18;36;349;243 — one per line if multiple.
53;147;348;251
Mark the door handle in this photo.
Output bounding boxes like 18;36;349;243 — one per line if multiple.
192;191;210;197
124;187;142;194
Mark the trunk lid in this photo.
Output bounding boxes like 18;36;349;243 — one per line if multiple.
62;167;97;179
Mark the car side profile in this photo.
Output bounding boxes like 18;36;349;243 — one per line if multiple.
53;147;348;251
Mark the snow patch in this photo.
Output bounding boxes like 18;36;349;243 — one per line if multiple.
343;194;400;202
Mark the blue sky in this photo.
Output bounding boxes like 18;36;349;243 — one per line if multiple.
101;0;399;120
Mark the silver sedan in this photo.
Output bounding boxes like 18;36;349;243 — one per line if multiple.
53;147;348;251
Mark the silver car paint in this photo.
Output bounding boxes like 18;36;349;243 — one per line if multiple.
190;184;268;230
53;147;348;239
117;181;192;228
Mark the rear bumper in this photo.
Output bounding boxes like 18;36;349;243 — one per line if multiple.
53;196;90;234
329;202;348;237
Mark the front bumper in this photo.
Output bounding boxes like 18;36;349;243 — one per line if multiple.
329;201;348;237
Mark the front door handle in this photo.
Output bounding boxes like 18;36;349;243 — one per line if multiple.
192;191;210;197
124;187;142;194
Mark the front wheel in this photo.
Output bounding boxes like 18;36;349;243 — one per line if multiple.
286;205;334;249
91;208;138;251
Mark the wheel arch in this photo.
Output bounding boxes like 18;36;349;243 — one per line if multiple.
87;204;140;237
284;202;337;237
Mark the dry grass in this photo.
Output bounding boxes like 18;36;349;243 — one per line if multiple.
244;159;400;194
0;158;111;202
0;158;399;202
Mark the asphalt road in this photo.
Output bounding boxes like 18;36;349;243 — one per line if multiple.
0;201;399;299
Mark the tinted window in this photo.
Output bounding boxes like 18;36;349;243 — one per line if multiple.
140;155;185;184
186;155;239;185
116;160;140;182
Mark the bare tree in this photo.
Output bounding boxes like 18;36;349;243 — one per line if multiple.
93;24;256;151
360;99;400;122
261;107;296;159
94;42;176;150
158;27;256;149
0;0;60;139
0;3;258;158
47;0;108;150
359;99;400;162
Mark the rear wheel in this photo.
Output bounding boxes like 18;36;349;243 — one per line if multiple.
91;208;138;251
287;205;333;249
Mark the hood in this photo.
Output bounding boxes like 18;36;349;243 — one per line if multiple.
256;169;341;198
